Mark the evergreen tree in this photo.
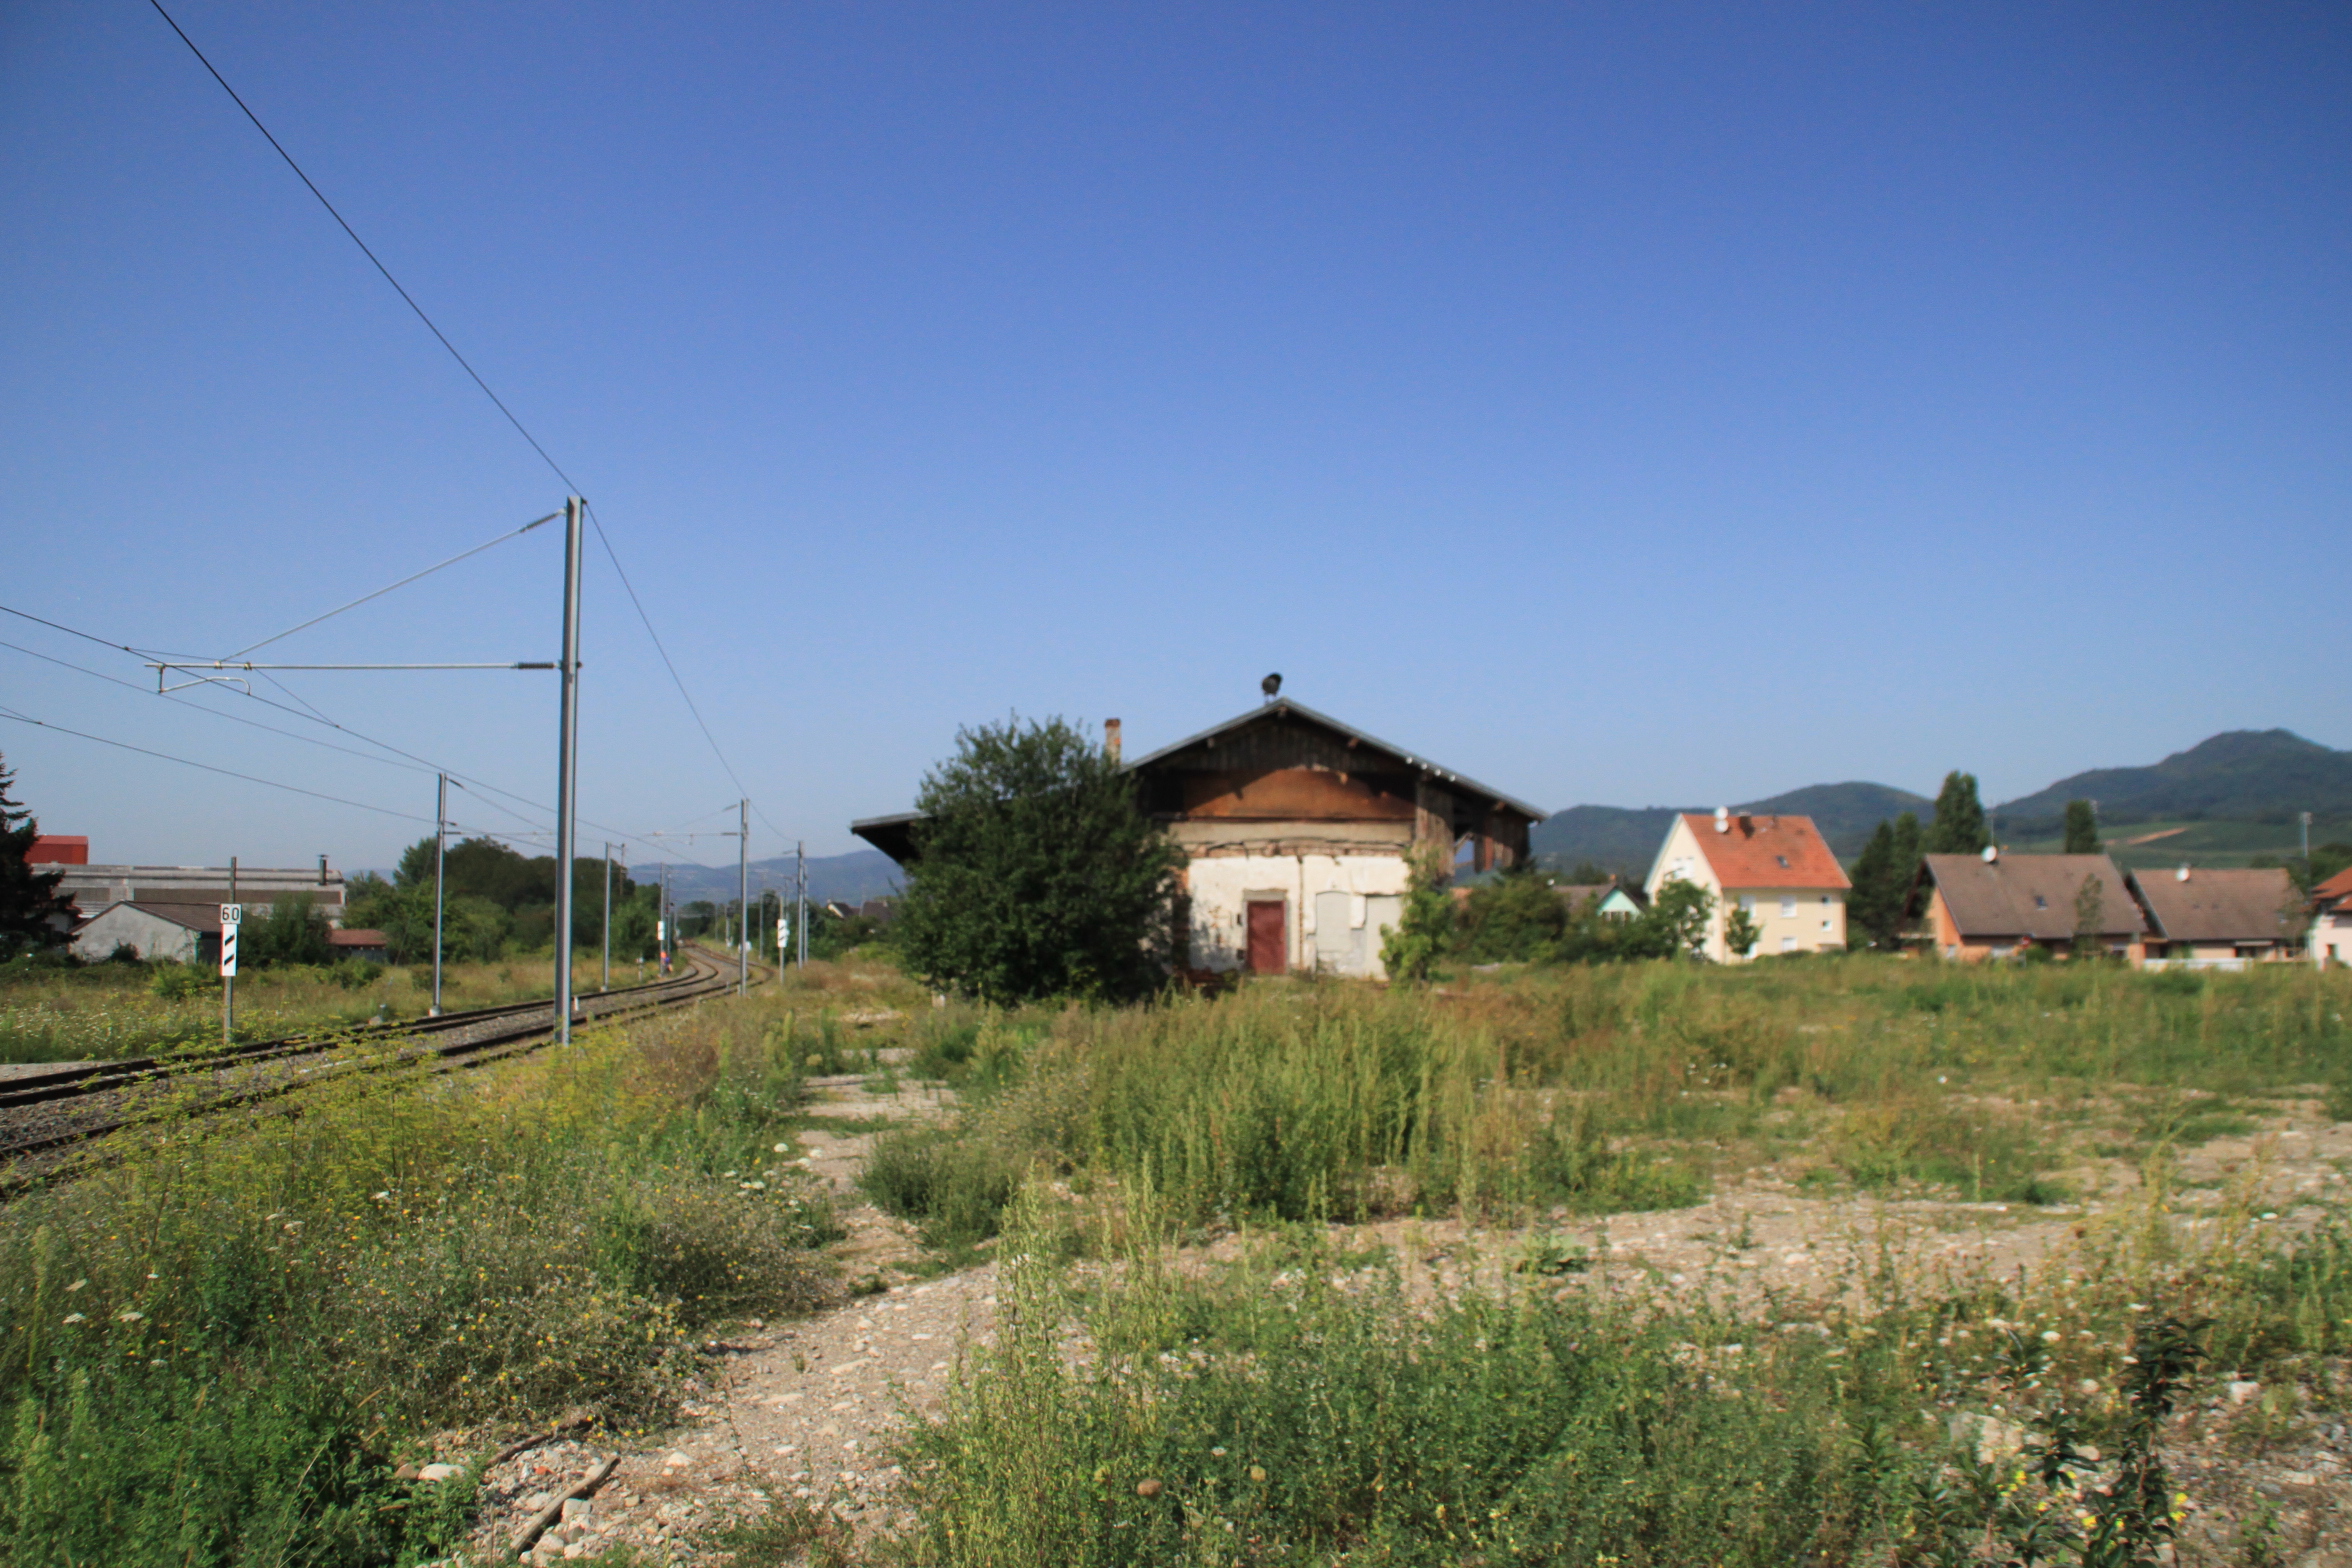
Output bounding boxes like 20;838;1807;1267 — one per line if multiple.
1924;772;1990;855
2063;798;2100;854
1845;810;1922;951
895;715;1183;1003
0;755;76;958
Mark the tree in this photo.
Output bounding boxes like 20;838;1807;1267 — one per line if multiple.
2072;872;2109;960
1846;810;1922;951
1380;844;1458;982
1924;771;1990;855
2063;799;2100;854
1644;877;1716;960
0;755;76;959
1722;901;1763;960
894;715;1184;1004
1457;864;1566;963
243;893;333;968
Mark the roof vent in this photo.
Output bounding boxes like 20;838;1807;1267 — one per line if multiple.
1981;844;1999;863
2176;863;2190;882
1714;806;1730;834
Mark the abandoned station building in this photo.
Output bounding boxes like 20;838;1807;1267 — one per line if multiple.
853;699;1546;979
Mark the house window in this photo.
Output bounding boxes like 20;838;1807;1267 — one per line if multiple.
1775;855;1790;869
1780;936;1797;953
1779;896;1796;919
1739;895;1755;913
2032;894;2047;910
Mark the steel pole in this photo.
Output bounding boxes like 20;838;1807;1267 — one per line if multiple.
796;840;807;966
738;798;749;994
431;773;447;1015
554;497;583;1043
602;842;614;992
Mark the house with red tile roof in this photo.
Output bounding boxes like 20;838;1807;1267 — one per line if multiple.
2310;864;2352;968
1643;809;1849;962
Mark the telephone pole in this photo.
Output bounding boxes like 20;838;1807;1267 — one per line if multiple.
552;496;583;1044
431;774;447;1015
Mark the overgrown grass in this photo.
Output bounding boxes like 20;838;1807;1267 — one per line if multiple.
879;1162;2352;1567
0;949;654;1064
0;987;845;1566
871;960;2352;1246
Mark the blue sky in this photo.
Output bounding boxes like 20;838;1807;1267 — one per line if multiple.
3;1;2347;871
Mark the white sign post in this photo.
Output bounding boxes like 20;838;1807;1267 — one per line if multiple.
219;903;242;1047
778;916;788;966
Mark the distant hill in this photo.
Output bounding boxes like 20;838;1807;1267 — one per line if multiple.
1740;782;1934;851
644;848;901;908
1530;782;1932;876
1994;730;2352;830
1529;806;1688;877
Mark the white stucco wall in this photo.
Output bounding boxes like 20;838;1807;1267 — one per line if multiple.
1184;851;1411;978
2315;909;2352;967
71;904;204;963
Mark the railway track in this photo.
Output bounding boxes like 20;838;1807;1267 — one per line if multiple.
0;941;765;1183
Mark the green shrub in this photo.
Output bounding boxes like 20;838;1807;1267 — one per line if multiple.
149;962;216;1000
860;1128;1027;1250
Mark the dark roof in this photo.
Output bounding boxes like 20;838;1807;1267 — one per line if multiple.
853;701;1547;865
1127;700;1548;821
329;929;390;948
72;900;225;934
2127;867;2300;944
1917;854;2147;942
849;811;923;865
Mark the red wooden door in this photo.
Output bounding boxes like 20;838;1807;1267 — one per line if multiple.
1246;900;1287;974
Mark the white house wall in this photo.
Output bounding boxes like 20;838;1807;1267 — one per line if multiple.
1184;850;1411;978
1643;817;1847;962
71;905;203;963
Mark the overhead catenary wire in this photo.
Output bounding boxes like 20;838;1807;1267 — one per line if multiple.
0;614;713;862
0;704;437;826
218;511;561;661
145;0;584;498
145;4;767;827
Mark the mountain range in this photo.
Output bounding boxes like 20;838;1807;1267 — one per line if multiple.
1531;730;2352;877
592;731;2350;898
640;849;902;909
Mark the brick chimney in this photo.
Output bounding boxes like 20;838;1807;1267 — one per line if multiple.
1105;718;1122;763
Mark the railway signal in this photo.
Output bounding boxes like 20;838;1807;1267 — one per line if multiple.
219;899;242;1047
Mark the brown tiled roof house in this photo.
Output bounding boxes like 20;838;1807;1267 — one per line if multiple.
1912;852;2146;961
2126;866;2301;967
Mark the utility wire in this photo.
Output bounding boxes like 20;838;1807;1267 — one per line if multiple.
221;510;560;660
0;704;435;826
0;609;693;855
146;0;582;496
583;500;760;811
140;7;779;853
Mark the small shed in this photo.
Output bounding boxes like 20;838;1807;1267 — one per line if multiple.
70;901;222;965
2126;866;2301;968
328;929;391;963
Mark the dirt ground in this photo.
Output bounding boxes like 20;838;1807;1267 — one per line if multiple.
459;1078;2352;1566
